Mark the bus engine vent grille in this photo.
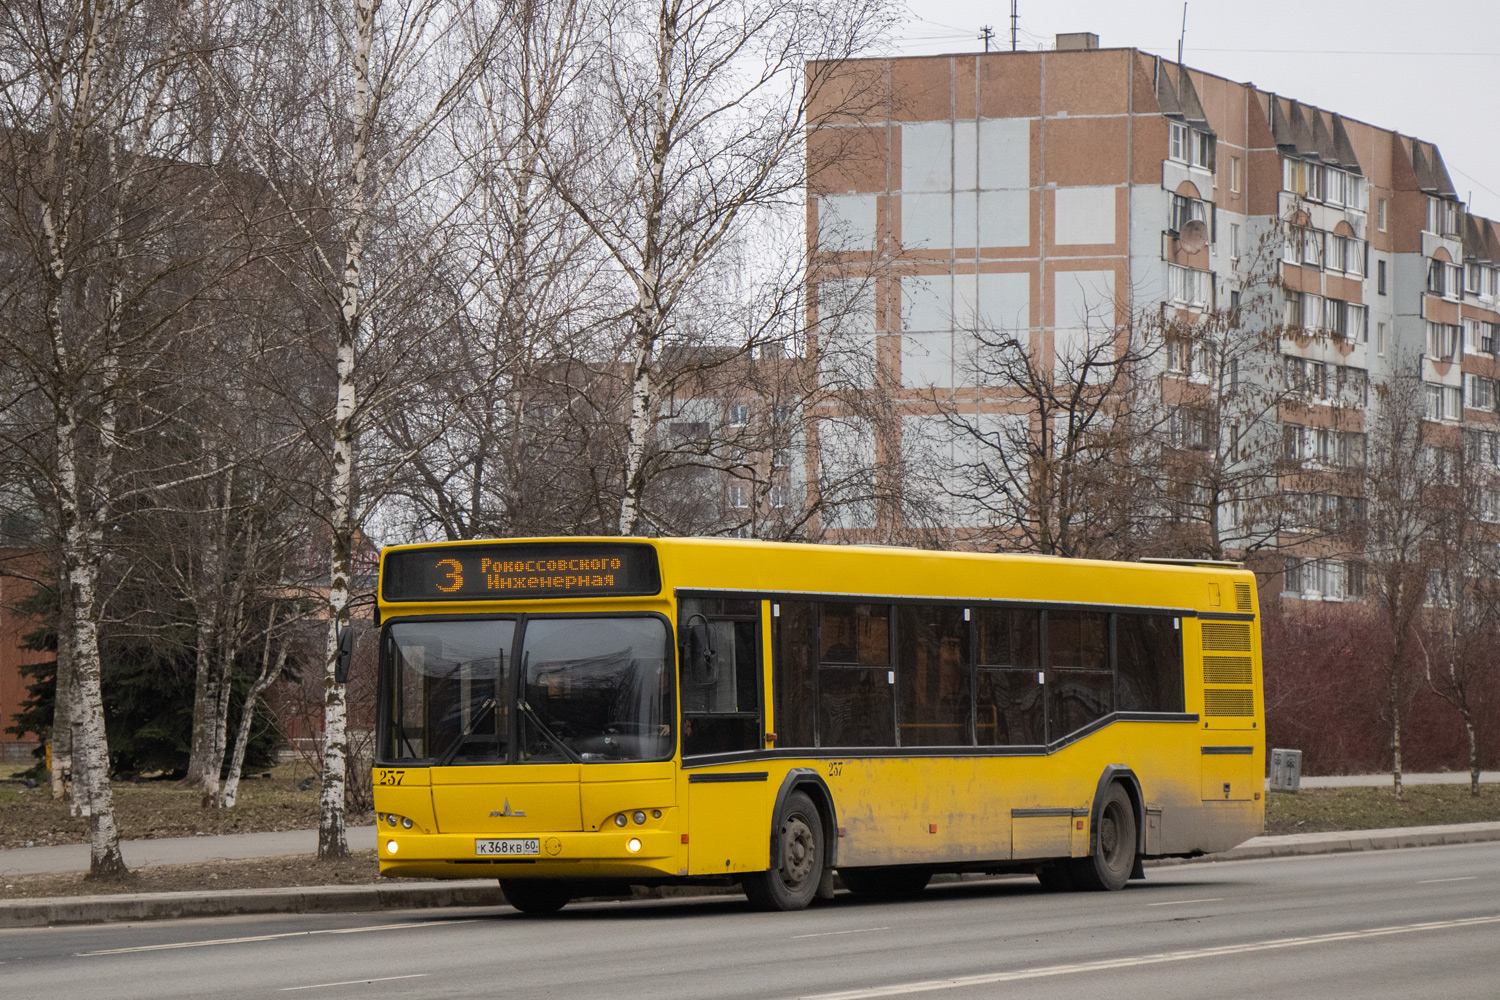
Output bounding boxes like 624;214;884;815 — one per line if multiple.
1204;688;1255;716
1234;583;1253;611
1200;622;1252;652
1203;656;1253;686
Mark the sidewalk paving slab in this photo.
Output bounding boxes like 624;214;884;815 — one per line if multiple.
3;820;1499;929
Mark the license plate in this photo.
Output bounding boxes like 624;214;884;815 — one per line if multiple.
475;838;540;857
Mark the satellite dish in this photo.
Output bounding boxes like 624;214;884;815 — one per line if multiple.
1178;219;1208;253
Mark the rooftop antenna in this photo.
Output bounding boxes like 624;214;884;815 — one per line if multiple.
1178;2;1188;64
1011;0;1019;52
980;25;994;52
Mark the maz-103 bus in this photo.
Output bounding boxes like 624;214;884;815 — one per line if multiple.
371;537;1264;913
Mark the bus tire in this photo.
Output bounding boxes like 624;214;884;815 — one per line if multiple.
743;790;824;911
1070;783;1137;891
500;879;571;915
839;867;931;898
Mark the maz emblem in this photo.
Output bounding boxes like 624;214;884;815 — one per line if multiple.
489;799;526;818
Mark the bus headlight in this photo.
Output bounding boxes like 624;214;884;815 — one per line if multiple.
626;838;642;853
614;814;628;827
401;816;413;829
633;811;647;825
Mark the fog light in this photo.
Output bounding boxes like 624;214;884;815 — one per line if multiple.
614;814;628;827
626;837;642;853
633;811;647;825
401;816;413;829
386;840;399;854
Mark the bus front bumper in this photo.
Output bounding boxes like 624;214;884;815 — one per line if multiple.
376;828;682;881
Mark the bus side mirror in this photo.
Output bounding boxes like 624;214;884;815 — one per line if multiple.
335;625;354;684
687;619;717;684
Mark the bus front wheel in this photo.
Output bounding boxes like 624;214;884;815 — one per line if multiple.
1071;783;1137;891
500;878;571;915
743;790;825;911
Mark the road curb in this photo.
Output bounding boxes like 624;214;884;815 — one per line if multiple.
5;822;1500;928
1162;820;1500;864
0;880;506;929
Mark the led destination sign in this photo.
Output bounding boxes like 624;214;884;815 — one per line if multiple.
381;543;661;602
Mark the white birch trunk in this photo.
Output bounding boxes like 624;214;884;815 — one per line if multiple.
51;572;76;801
318;0;379;861
221;610;287;809
56;407;127;876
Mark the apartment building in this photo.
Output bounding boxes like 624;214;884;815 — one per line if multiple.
803;33;1500;599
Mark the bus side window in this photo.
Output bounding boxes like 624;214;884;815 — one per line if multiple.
897;605;970;747
773;601;817;748
1046;611;1112;739
974;608;1043;746
681;598;763;756
817;604;894;747
1116;614;1185;713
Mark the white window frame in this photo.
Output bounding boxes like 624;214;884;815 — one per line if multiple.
1169;122;1188;163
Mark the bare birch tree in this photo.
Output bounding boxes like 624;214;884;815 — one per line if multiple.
1363;363;1440;799
0;0;236;875
203;0;503;856
545;0;897;537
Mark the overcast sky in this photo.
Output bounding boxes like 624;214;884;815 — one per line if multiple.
887;0;1500;218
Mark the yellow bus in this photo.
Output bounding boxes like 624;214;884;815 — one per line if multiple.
372;538;1264;913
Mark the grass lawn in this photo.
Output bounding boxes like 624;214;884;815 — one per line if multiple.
0;760;372;851
1263;782;1500;834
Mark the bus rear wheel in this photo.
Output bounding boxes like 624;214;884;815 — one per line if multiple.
743;790;824;911
838;867;931;898
500;878;571;915
1070;784;1137;891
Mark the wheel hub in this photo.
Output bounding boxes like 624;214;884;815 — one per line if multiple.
780;815;816;888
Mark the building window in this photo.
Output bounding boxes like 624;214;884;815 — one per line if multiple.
1377;259;1387;295
1427;321;1461;361
1229;223;1240;259
1230;156;1242;193
1481;322;1498;354
1428;197;1460;236
1168;265;1212;308
1169;407;1213;450
1284;557;1365;601
1377;322;1387;356
728;404;750;427
1169;194;1208;233
1284;425;1366;469
1377;198;1387;231
1467;263;1483;295
728;484;750;509
1428;260;1448;296
1425;383;1463;422
769;485;789;508
1171;123;1213;168
1467;374;1496;412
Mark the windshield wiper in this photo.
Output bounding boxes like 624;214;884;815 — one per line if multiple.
517;652;581;763
433;696;502;768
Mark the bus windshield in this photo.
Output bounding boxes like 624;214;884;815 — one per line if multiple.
379;616;675;765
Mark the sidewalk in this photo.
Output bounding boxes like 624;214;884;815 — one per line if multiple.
1292;771;1499;789
0;826;379;877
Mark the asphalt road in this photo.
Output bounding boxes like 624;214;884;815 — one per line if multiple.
2;842;1497;1000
